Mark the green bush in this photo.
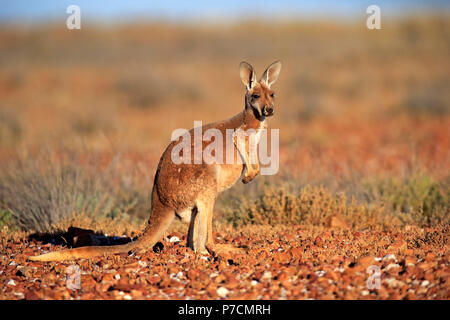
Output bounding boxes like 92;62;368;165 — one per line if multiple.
363;174;449;225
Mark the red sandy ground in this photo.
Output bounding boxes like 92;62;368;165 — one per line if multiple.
0;225;448;300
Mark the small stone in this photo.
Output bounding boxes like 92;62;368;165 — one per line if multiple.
169;236;180;243
315;270;326;277
261;271;272;280
388;240;407;252
187;270;198;280
425;253;436;262
16;266;33;277
405;257;416;266
217;287;229;298
358;256;375;269
13;292;25;299
25;291;39;300
418;262;434;272
385;263;401;271
382;254;397;262
114;274;121;280
421;280;430;287
386;278;405;289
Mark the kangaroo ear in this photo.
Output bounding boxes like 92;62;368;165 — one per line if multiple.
261;61;282;88
239;61;256;90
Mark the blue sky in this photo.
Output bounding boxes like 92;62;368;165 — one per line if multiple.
1;1;449;23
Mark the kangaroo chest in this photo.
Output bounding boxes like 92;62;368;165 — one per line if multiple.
216;120;266;192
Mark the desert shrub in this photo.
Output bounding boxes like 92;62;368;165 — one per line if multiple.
0;156;106;232
363;174;449;225
223;177;449;229
0;209;15;230
0;152;149;233
223;185;388;229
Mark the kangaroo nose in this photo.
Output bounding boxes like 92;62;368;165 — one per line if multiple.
264;106;274;116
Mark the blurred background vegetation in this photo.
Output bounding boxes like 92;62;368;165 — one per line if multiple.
0;1;448;233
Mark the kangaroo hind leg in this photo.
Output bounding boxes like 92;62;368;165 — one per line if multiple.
139;192;175;251
187;200;213;255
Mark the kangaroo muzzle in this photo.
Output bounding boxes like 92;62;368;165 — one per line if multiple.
263;106;274;117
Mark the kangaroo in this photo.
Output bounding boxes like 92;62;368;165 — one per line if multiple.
29;61;282;261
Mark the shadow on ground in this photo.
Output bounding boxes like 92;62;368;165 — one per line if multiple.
28;226;165;252
28;226;133;248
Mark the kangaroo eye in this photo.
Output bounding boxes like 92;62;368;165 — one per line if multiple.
270;93;275;98
252;94;260;99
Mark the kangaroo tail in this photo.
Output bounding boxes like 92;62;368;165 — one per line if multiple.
28;200;175;262
28;237;145;262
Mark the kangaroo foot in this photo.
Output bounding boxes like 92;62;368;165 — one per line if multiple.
193;247;209;255
207;243;246;258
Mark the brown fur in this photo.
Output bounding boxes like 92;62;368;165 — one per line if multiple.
28;61;281;261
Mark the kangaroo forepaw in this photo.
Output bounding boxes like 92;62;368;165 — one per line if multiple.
242;173;257;184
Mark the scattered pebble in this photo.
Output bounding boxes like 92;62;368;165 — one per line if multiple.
386;263;401;271
13;292;25;299
169;236;181;243
1;225;447;300
217;287;229;298
261;271;272;280
383;254;397;262
316;270;326;277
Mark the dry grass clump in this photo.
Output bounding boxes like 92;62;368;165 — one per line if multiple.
224;184;448;230
0;151;150;233
362;174;449;225
224;186;374;228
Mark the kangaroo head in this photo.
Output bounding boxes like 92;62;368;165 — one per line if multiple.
239;61;282;119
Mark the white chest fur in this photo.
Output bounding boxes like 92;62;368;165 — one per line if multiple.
254;120;267;144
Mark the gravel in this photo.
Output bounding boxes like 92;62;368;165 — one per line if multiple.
0;225;448;300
